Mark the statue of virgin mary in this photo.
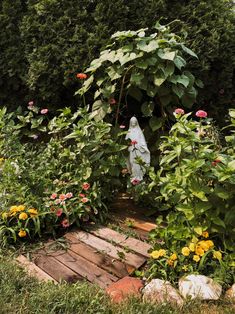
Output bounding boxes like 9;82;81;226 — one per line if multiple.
125;117;150;182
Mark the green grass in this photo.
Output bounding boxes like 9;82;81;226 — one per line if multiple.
0;251;234;314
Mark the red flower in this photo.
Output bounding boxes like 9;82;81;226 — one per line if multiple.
61;219;70;228
196;110;207;118
76;73;87;79
50;193;57;200
131;140;138;145
174;108;185;115
41;108;48;114
82;183;90;191
131;178;141;185
109;98;116;105
56;209;63;217
79;193;86;198
65;192;73;199
81;197;89;203
59;194;67;201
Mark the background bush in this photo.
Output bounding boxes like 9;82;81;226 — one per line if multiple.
0;0;234;120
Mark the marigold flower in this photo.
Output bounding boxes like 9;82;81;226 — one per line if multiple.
196;110;207;118
17;205;26;211
205;240;214;248
61;219;70;228
170;253;177;261
167;259;174;266
82;183;90;191
182;247;190;256
174;108;185;115
150;250;160;259
213;251;222;260
131;178;141;186
65;192;73;199
76;73;87;79
81;197;89;203
195;245;204;256
19;212;28;220
193;255;200;262
189;243;195;252
56;209;63;217
28;208;38;217
202;231;209;238
198;241;210;252
18;229;27;237
50;193;57;200
10;205;19;212
158;249;166;257
40;109;48;114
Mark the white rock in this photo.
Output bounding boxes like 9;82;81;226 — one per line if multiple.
179;274;222;300
225;283;235;299
142;279;184;307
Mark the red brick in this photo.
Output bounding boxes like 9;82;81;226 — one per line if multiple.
106;276;144;303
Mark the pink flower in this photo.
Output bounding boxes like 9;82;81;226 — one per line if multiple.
79;193;86;198
131;140;138;145
131;178;141;185
59;194;67;201
174;108;185;115
40;109;48;114
55;199;62;205
65;192;73;199
61;219;70;228
50;193;57;200
32;134;38;140
196;110;207;118
56;209;63;217
81;197;89;203
219;89;224;95
119;125;125;129
109;98;116;105
82;183;90;191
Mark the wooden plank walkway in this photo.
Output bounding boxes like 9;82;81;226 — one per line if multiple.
16;194;157;288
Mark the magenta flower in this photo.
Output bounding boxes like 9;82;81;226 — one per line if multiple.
40;108;48;114
174;108;185;115
131;178;141;186
196;110;207;118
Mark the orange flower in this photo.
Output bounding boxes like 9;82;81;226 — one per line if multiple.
76;73;87;79
18;230;27;237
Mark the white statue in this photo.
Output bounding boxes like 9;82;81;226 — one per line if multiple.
125;116;150;182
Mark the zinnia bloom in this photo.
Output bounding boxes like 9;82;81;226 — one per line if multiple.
174;108;185;115
79;193;86;198
59;194;67;201
196;110;207;118
28;101;34;106
50;193;57;200
65;192;73;199
131;178;140;186
76;73;87;79
61;219;70;228
109;98;116;105
81;197;89;203
82;183;90;191
181;247;190;256
18;229;27;237
56;209;63;217
19;212;28;220
40;109;48;114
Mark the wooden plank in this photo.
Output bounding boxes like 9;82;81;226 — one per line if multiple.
89;226;151;258
127;217;156;232
16;255;58;284
64;234;130;277
68;231;146;269
45;249;118;288
33;253;83;283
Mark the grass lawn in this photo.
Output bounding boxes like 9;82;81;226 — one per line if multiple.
0;250;234;314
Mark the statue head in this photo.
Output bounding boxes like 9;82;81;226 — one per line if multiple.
129;116;138;128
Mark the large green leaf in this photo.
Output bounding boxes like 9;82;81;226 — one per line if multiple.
174;56;186;70
172;84;184;98
149;116;163;131
181;44;198;59
128;86;143;101
158;50;176;61
176;204;194;220
141;101;154;117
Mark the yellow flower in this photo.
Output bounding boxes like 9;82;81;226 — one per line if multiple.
10;205;19;212
191;236;199;244
0;157;4;163
19;212;28;220
28;208;38;217
182;265;188;271
205;240;214;248
213;251;222;260
195;245;204;256
158;249;166;257
18;230;27;237
198;240;210;252
17;205;26;211
1;212;8;219
193;255;200;262
170;253;177;261
202;231;209;238
189;243;195;252
181;247;190;256
167;259;174;266
150;250;160;259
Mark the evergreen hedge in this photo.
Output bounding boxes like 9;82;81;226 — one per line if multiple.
0;0;234;119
